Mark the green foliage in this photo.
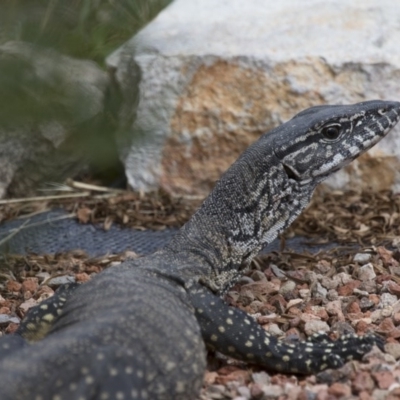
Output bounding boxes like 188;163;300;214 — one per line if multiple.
0;0;172;126
0;0;172;185
0;52;76;127
0;0;172;63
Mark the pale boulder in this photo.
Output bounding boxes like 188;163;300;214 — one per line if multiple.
107;0;400;196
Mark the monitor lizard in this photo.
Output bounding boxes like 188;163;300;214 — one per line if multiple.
0;100;399;400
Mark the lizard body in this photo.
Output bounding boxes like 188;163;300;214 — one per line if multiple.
0;100;399;399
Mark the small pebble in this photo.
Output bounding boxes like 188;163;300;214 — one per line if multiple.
249;383;263;399
259;384;284;398
328;382;351;397
21;278;38;294
238;277;254;285
371;309;385;323
379;293;398;308
286;299;303;310
6;281;22;293
354;288;370;297
239;290;255;306
312;282;327;299
357;263;377;281
252;372;270;386
360;280;377;293
265;323;284;337
359;297;375;311
269;264;286;278
304;320;330;336
336;272;353;285
319;275;340;290
0;314;20;325
372;371;395;390
35;272;51;282
299;289;310;299
327;289;339;301
236;386;251;398
354;253;372;264
47;276;76;287
18;298;38;314
279;280;296;296
371;389;389;400
205;384;226;399
352;371;375;393
227;291;239;303
325;300;345;320
250;271;266;282
338;280;361;296
385;342;400;360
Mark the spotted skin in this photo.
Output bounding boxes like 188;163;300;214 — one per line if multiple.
0;101;398;399
0;335;27;358
16;283;79;341
188;283;383;374
0;268;206;399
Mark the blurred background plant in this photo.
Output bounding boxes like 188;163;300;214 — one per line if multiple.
0;0;171;192
0;0;171;64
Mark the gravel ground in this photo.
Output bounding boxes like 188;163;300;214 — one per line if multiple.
2;188;400;399
1;244;400;399
2;187;400;243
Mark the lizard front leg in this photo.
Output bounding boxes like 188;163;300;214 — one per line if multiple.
188;282;382;374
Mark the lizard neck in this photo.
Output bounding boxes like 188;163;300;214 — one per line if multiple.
162;135;316;283
150;100;400;291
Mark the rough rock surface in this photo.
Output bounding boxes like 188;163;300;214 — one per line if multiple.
107;0;400;196
0;41;109;198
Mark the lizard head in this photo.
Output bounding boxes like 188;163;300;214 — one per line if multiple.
273;100;400;185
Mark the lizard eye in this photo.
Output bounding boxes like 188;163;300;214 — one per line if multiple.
321;125;341;140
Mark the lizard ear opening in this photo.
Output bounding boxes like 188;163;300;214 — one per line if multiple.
282;163;301;181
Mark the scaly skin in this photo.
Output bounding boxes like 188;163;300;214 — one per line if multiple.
0;100;399;400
